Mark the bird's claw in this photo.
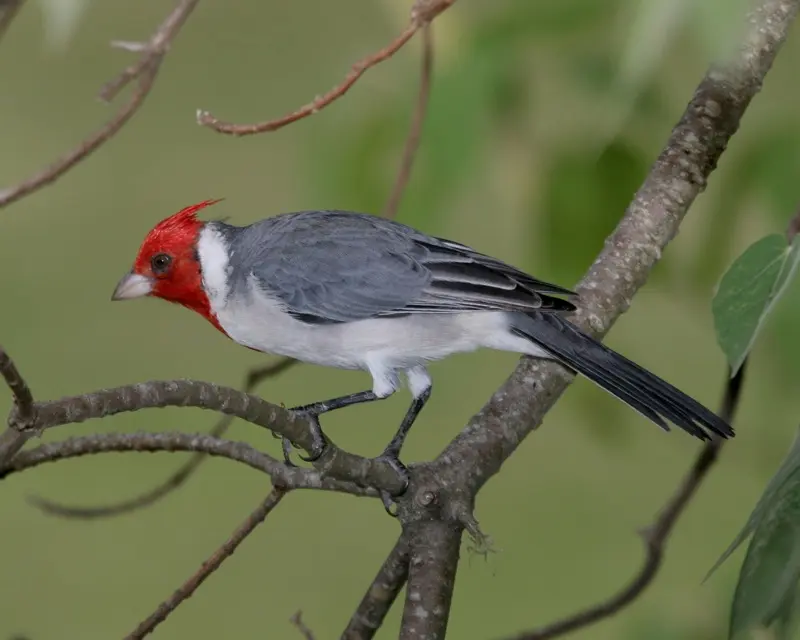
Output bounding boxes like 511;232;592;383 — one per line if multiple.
280;437;297;467
374;449;410;517
288;409;329;462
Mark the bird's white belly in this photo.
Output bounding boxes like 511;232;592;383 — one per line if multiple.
215;297;519;372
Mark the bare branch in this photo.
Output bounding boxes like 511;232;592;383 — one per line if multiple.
342;536;410;639
290;611;317;640
0;346;34;427
99;0;199;102
196;24;417;136
399;521;461;640
0;345;35;466
0;0;198;209
196;0;454;137
382;24;434;220
0;431;375;497
432;0;799;498
509;363;747;640
125;489;286;640
32;358;298;519
0;0;23;43
394;0;795;636
1;378;404;493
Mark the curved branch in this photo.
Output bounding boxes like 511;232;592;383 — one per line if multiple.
32;358;298;519
196;23;418;136
196;0;453;137
125;489;286;640
3;378;405;493
0;431;375;497
509;363;747;640
0;0;199;209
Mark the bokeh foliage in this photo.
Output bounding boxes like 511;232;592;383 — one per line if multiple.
2;0;800;638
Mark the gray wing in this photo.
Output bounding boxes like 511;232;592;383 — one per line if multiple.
226;210;576;324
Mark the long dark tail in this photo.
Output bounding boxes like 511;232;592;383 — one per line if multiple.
510;312;734;441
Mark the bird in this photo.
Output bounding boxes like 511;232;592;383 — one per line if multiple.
112;199;734;499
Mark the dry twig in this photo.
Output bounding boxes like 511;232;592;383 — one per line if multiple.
125;489;287;640
0;0;198;209
383;24;434;220
509;364;747;640
197;0;453;137
290;611;317;640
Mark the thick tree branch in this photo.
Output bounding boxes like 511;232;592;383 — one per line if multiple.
125;488;286;640
432;0;798;496
341;535;411;640
32;358;298;519
399;520;462;640
0;0;198;209
1;378;405;493
509;363;747;640
382;24;433;220
197;0;452;137
391;0;795;637
0;431;375;497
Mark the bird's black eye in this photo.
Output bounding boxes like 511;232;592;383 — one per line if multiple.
150;253;172;275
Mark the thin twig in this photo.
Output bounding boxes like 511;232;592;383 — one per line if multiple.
0;0;199;209
0;0;23;42
382;24;434;220
125;488;286;640
0;431;375;497
0;345;35;467
196;0;454;137
99;0;199;102
509;363;748;640
197;23;418;136
341;536;410;640
291;611;317;640
0;345;34;426
31;358;297;519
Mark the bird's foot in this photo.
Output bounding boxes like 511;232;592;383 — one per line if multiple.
287;409;329;463
373;448;410;517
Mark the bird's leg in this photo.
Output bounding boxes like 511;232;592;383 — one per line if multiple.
285;390;383;463
375;384;432;514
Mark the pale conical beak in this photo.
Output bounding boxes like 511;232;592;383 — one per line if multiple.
111;272;153;301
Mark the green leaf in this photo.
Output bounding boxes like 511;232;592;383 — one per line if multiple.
708;429;800;580
712;234;800;376
729;467;800;639
773;579;800;640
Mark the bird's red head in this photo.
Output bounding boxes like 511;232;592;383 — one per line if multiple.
111;199;224;328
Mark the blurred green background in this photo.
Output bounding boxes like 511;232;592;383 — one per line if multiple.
1;0;800;638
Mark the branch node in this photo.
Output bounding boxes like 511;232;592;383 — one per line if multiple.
290;610;316;640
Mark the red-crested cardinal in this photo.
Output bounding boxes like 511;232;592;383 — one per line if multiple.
112;200;734;498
